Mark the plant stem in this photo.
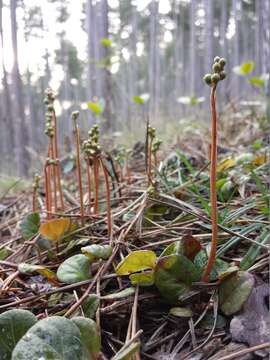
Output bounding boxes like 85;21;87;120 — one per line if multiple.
93;156;100;215
52;110;64;211
86;158;92;215
44;164;49;219
50;137;58;212
202;85;218;282
100;158;112;241
73;119;85;226
147;138;153;186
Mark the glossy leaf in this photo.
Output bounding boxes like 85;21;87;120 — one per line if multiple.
159;241;181;258
154;254;201;303
20;212;40;240
169;307;193;318
0;309;37;360
116;250;157;276
12;316;85;360
72;317;101;357
39;218;72;242
81;244;112;262
82;294;100;319
194;251;229;281
102;287;135;300
219;271;254;315
57;254;91;284
18;263;57;282
129;271;154;286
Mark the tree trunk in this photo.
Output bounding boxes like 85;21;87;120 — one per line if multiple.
190;0;196;95
149;0;160;121
10;0;29;176
0;0;15;166
98;0;112;131
86;0;96;125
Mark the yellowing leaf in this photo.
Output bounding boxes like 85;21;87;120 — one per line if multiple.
116;250;157;276
217;158;236;172
18;263;57;282
233;61;254;75
252;154;267;166
129;271;154;286
39;218;72;242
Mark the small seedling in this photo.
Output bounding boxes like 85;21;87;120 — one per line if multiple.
202;57;227;282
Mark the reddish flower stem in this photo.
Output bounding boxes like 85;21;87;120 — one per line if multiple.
52;110;64;211
86;158;92;215
73;120;85;226
147;138;153;186
50;136;58;212
99;158;112;241
202;84;218;282
93;157;100;215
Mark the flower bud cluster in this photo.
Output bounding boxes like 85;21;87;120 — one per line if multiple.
44;89;56;138
152;138;162;154
82;125;101;159
203;57;227;86
148;125;156;140
32;173;41;189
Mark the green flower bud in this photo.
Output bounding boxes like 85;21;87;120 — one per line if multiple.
219;58;226;68
203;73;212;85
220;71;226;80
47;104;54;112
212;63;221;73
71;111;80;120
211;73;220;83
214;56;220;63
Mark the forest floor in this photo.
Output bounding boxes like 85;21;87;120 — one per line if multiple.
0;109;269;360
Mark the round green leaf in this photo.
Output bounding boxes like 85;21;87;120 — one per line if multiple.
154;254;201;303
20;212;40;240
116;250;157;276
0;309;37;360
82;294;100;319
57;254;91;284
81;244;112;262
219;271;254;316
12;316;85;360
72;317;101;357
